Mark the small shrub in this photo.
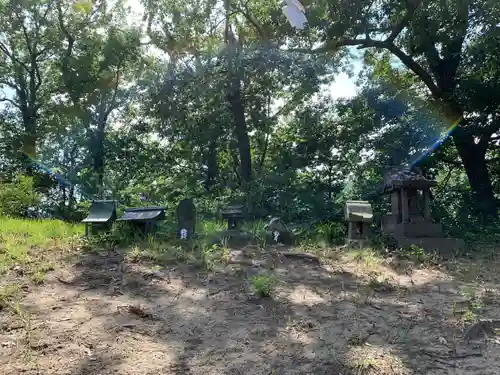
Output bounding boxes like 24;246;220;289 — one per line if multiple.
200;243;228;271
367;272;398;292
0;175;40;217
396;244;437;265
316;221;346;245
251;274;276;297
347;333;366;346
350;248;382;267
0;284;20;310
370;231;397;251
244;220;268;246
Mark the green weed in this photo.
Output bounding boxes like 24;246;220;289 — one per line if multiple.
251;274;277;297
0;216;82;274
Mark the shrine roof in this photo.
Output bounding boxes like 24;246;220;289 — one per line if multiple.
382;166;437;193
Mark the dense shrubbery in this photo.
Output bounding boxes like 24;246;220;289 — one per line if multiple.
0;176;40;218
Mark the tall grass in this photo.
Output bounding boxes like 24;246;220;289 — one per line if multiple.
197;219;226;236
0;216;83;274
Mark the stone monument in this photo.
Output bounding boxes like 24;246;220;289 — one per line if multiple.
381;166;463;256
176;199;196;238
344;200;373;247
264;217;293;245
221;204;244;230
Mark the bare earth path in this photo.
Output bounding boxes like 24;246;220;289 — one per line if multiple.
1;246;500;374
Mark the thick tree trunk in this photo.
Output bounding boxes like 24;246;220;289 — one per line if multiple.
88;122;106;196
93;133;105;196
204;141;218;191
453;131;497;219
228;85;252;184
21;114;37;175
224;0;252;185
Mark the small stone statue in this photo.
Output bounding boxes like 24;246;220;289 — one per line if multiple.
180;228;188;240
264;217;293;245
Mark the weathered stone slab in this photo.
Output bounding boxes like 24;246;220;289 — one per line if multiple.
176;199;196;238
344;200;373;223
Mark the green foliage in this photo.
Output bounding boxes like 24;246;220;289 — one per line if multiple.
200;243;230;271
0;216;81;274
0;176;40;217
0;0;499;246
250;275;277;297
395;245;438;265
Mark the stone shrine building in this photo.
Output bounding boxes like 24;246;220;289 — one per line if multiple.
381;166;463;255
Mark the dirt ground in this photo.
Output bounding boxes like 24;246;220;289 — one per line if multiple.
1;245;500;375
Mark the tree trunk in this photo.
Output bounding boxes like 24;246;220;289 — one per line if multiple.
88;122;106;197
93;132;105;196
204;141;218;191
224;0;252;185
228;85;252;184
21;114;37;175
453;130;497;219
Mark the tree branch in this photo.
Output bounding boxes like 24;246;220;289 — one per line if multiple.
233;5;265;39
440;157;462;166
56;0;78;105
16;11;34;58
0;97;21;109
434;165;455;198
486;157;500;164
290;37;441;98
104;64;123;118
0;41;29;72
386;0;423;43
0;79;19;91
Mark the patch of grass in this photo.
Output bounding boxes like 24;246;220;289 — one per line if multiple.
453;261;486;282
0;216;82;275
9;301;37;364
310;247;342;262
451;285;485;325
395;245;438;266
0;284;21;310
367;272;398;293
197;219;226;237
348;358;377;373
250;274;277;297
199;242;230;271
124;238;196;265
243;220;267;246
387;325;412;344
349;248;383;268
347;333;366;347
351;285;375;306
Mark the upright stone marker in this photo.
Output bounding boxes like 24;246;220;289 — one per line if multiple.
176;199;196;238
221;204;244;230
264;217;293;245
344;200;373;248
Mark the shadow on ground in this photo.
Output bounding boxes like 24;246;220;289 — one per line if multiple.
2;244;500;375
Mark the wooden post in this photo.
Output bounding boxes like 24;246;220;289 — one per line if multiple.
348;222;354;240
401;189;409;223
390;192;399;216
423;189;431;220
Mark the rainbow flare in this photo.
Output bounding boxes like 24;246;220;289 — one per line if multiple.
21;152;94;199
409;115;462;168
